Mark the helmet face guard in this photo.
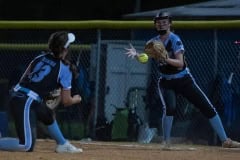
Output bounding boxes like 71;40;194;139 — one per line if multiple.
153;12;172;35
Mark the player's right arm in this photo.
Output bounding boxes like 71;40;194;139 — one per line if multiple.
59;61;82;106
61;89;81;106
124;43;140;59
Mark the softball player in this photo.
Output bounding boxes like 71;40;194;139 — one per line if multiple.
125;11;240;148
0;31;82;153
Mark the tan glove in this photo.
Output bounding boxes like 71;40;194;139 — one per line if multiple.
45;88;61;110
144;41;168;62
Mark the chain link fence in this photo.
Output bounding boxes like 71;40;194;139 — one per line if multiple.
0;22;239;145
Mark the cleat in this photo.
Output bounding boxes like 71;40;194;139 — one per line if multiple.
222;138;240;148
56;141;83;153
161;141;196;151
161;141;171;150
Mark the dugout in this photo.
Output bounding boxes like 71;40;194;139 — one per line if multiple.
123;0;240;20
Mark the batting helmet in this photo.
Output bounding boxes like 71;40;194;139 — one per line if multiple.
154;11;172;23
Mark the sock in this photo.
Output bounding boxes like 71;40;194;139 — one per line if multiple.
162;115;173;143
0;138;25;151
47;120;66;145
209;114;227;142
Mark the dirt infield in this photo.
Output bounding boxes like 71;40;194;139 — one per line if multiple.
0;139;240;160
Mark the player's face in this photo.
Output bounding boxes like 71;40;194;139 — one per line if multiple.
155;19;170;31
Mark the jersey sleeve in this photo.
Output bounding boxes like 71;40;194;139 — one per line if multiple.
172;34;185;54
59;61;72;90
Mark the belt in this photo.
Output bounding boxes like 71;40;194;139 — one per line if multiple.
160;68;189;80
13;84;42;103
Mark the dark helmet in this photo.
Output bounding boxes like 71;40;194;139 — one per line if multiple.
48;31;75;57
154;11;172;23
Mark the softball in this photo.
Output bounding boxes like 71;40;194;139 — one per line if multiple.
137;53;149;63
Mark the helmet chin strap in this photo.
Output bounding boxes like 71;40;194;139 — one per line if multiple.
157;30;167;35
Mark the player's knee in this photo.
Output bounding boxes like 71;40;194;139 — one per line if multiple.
166;107;176;116
201;107;217;119
41;117;54;126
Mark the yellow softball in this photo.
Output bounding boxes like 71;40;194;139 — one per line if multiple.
137;53;149;63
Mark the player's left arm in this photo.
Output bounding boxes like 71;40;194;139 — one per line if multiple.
165;50;184;68
165;36;185;68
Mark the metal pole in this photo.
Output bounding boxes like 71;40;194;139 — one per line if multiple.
93;29;101;138
213;29;218;145
213;29;218;79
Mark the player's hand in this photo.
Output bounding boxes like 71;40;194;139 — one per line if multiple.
124;43;139;59
73;95;82;104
